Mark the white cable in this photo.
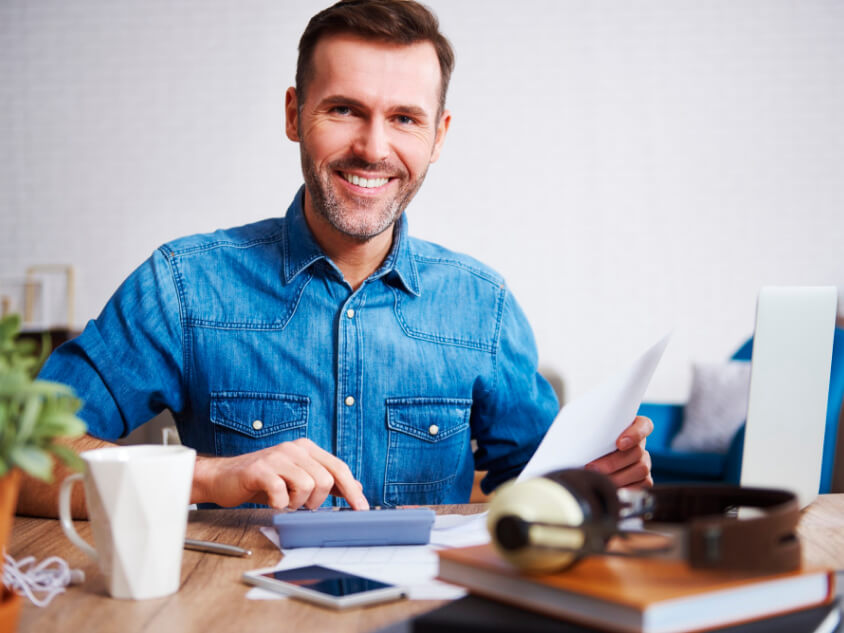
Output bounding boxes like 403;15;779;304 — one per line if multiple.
3;552;85;607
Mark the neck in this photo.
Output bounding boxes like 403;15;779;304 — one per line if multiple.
302;196;395;291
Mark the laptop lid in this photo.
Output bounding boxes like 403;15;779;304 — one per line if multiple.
740;286;838;508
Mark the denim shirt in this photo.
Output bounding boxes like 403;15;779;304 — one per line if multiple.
40;187;559;506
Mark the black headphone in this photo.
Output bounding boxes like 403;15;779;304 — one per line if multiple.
487;468;801;574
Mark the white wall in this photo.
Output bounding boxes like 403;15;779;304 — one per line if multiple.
2;0;842;403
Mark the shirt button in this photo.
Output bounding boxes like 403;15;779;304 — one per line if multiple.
252;420;264;431
345;396;356;407
428;424;439;436
346;309;355;319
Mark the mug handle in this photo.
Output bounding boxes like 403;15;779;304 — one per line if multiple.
59;473;98;562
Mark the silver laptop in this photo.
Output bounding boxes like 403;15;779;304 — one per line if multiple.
739;286;838;507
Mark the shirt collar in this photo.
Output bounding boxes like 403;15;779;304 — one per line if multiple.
377;209;421;297
283;186;421;296
283;186;328;282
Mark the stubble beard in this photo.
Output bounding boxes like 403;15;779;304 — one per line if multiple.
300;148;428;243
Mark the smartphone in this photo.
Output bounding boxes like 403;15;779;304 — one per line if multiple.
242;564;407;609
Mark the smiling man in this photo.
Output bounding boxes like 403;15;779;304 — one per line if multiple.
21;0;652;517
289;30;451;289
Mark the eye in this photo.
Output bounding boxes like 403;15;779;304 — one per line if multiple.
394;114;417;126
330;105;353;116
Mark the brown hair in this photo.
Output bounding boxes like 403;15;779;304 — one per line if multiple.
296;0;455;117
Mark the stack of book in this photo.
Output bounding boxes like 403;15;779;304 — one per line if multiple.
428;544;839;633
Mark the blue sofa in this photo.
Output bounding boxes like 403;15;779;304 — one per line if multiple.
640;327;844;490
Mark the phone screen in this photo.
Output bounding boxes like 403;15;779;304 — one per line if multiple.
260;565;394;597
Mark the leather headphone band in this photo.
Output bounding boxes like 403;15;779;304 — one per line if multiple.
646;485;801;573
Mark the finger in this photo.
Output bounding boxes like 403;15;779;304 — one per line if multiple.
607;452;653;488
586;441;646;475
291;459;337;510
302;442;369;510
279;464;318;509
327;465;369;509
617;416;654;450
262;440;328;509
252;446;318;509
240;461;293;509
261;473;292;509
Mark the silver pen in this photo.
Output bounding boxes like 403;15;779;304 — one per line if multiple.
184;538;252;557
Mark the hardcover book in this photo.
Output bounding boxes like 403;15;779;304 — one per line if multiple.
410;594;841;633
436;544;836;633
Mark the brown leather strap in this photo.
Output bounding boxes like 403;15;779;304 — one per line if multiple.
646;485;801;572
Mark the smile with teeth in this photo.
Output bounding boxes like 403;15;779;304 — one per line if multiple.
340;172;390;189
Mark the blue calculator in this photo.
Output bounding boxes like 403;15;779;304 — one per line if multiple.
272;507;436;548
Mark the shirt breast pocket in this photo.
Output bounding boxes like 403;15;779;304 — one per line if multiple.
210;391;309;457
383;397;472;506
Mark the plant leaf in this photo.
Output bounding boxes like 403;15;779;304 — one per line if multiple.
10;445;54;482
0;370;29;395
48;444;85;472
33;412;87;439
16;394;42;442
0;314;21;342
0;313;87;481
2;379;75;398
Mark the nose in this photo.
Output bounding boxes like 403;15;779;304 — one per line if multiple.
351;118;390;164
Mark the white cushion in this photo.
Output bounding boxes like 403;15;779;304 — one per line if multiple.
671;361;752;453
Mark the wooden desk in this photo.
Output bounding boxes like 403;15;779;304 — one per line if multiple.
9;505;484;633
9;496;844;633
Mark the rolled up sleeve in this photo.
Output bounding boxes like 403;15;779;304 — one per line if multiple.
471;288;559;493
38;247;185;440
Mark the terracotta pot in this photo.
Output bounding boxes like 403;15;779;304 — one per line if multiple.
0;469;22;633
0;588;21;633
0;469;21;565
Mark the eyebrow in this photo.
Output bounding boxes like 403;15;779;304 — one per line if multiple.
319;95;431;122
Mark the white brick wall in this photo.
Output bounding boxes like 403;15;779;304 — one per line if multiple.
2;0;842;403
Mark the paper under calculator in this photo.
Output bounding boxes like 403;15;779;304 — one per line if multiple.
272;507;436;548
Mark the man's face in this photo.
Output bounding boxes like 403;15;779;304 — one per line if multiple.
286;34;450;242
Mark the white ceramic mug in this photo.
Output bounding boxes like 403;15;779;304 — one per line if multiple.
59;444;196;600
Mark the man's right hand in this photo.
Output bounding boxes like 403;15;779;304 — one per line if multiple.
190;438;369;510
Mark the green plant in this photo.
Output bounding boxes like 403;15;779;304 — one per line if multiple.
0;314;86;481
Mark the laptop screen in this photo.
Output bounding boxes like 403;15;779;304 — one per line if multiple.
739;286;838;507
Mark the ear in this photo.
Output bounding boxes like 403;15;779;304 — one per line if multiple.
429;109;451;164
285;87;300;142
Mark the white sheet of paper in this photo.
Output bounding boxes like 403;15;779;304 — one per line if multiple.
518;334;670;481
428;511;490;548
245;512;491;601
267;543;465;601
245;337;668;601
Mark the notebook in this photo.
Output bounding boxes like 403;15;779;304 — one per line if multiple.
739;286;838;508
407;594;841;633
434;543;836;633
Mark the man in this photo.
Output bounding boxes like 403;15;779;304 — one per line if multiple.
20;0;652;517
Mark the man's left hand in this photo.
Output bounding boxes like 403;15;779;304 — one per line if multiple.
585;415;654;488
